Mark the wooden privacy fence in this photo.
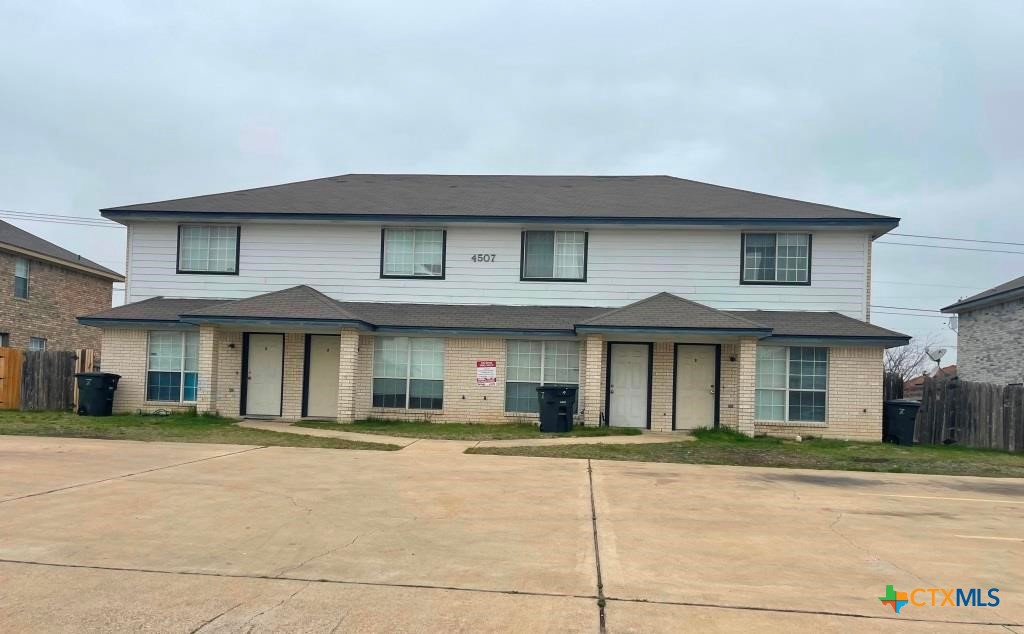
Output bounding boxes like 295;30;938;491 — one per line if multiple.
917;377;1024;452
0;348;24;409
0;348;98;412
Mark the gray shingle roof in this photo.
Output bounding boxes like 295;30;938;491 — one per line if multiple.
81;286;908;344
84;297;225;321
182;285;367;322
942;274;1024;313
0;219;123;279
579;292;768;332
102;174;897;224
727;310;908;340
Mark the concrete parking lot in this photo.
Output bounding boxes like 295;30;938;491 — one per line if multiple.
0;436;1021;633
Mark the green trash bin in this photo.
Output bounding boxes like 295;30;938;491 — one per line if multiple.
883;399;920;445
536;385;578;433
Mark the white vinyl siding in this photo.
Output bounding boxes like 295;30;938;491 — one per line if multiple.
755;346;828;423
178;225;238;273
505;340;580;413
127;223;870;318
382;228;444;277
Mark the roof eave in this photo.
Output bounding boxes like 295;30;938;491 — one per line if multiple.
100;209;899;230
942;287;1024;314
0;242;124;281
574;325;772;337
178;315;373;329
761;334;910;348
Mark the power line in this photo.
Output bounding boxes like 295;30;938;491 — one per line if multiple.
870;304;943;313
891;232;1024;247
0;208;122;228
871;310;953;318
876;240;1024;255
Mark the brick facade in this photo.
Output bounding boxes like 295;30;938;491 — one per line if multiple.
100;326;887;440
0;251;113;350
955;299;1024;385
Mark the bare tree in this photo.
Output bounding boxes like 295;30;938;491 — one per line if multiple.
884;335;942;399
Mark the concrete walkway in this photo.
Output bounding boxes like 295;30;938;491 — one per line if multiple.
238;419;691;452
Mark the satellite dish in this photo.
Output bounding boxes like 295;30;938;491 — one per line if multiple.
926;348;947;363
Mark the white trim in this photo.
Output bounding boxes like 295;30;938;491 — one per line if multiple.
755;345;829;423
146;330;198;403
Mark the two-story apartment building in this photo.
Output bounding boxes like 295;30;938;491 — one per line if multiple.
80;175;908;439
0;219;123;350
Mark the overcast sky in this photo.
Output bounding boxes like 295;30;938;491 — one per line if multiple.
2;1;1023;361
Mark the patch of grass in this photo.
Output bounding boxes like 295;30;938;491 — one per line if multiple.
0;411;399;451
295;418;643;440
467;428;1024;478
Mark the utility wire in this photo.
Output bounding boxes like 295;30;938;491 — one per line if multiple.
876;240;1024;255
891;232;1024;247
871;310;953;318
870;304;943;312
0;208;122;228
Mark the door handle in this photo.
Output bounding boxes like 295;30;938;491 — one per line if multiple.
709;384;716;395
247;374;253;381
610;386;615;394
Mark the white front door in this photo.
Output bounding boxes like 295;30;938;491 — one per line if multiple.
246;333;283;416
674;345;717;430
306;335;340;418
608;343;649;428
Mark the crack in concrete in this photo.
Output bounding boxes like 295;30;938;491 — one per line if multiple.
274;532;365;578
0;557;595;601
240;582;311;632
0;445;267;505
828;512;929;586
604;595;1023;627
586;459;607;634
189;601;243;633
328;608;351;633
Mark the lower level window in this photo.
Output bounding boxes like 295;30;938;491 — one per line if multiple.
755;346;828;422
505;340;580;413
29;337;46;351
147;331;199;402
372;337;443;410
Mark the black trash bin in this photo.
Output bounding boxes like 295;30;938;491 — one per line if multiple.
75;372;121;416
883;399;921;445
536;385;578;433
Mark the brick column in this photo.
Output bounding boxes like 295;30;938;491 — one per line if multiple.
582;334;605;427
336;328;361;422
281;333;305;420
196;324;219;415
735;336;758;436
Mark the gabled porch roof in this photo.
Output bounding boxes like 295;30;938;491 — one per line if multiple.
79;286;910;346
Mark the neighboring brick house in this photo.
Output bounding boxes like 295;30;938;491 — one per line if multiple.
0;220;123;350
943;275;1024;385
80;174;909;439
903;364;957;400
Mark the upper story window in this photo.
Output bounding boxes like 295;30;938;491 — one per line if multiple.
14;257;29;298
177;225;240;274
741;233;811;285
521;231;587;281
381;228;445;278
29;337;46;352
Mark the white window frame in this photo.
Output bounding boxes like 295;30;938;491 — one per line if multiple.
371;336;444;410
177;224;240;274
755;345;828;423
14;257;29;299
521;231;587;281
741;233;811;284
28;337;46;351
381;228;446;278
505;340;581;413
146;331;199;403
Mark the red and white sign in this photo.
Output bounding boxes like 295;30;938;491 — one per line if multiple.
476;360;497;386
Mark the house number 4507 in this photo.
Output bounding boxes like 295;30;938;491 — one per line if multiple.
471;254;496;263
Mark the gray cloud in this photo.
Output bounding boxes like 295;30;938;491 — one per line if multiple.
2;0;1022;356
